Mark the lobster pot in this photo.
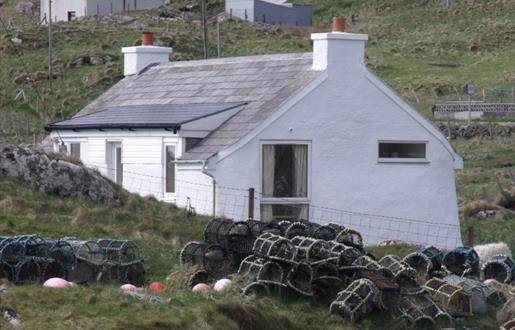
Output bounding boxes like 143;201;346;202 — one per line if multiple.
286;262;313;296
0;262;13;281
98;262;122;283
329;279;380;323
327;241;361;267
352;255;382;271
0;237;25;265
15;235;48;258
311;262;342;304
238;255;286;285
252;233;296;263
204;245;233;278
284;222;311;239
122;260;146;287
335;229;364;250
67;259;99;283
180;241;232;278
204;218;253;252
442;246;480;276
277;220;294;234
403;246;443;276
396;298;435;329
312;223;345;241
243;281;271;296
40;258;65;282
14;258;41;283
313;262;339;280
97;239;140;265
247;220;282;238
484;279;512;307
204;219;253;253
355;268;400;311
291;236;331;265
396;294;452;329
63;238;104;265
378;255;417;280
502;319;515;330
189;270;211;288
180;241;209;268
443;274;489;314
481;255;515;284
423;277;473;316
312;276;343;306
46;240;77;270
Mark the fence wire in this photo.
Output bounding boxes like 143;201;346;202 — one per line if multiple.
88;164;462;248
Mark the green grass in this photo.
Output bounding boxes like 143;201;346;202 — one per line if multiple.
0;0;514;328
1;0;515;142
0;171;209;278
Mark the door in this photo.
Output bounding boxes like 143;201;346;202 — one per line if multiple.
107;142;123;185
163;144;176;200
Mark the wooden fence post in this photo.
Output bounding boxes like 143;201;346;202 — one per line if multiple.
248;188;255;220
467;226;474;246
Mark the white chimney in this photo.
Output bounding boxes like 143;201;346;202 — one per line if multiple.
121;32;172;76
311;17;368;72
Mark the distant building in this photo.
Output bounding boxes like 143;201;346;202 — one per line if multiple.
225;0;312;26
40;0;165;22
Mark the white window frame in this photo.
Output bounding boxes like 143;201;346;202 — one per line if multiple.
259;140;311;220
163;143;177;200
377;140;429;164
106;140;123;184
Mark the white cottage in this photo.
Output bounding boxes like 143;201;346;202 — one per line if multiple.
40;0;166;22
48;19;464;248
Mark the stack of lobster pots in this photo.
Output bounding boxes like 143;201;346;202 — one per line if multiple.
0;235;146;286
180;218;515;328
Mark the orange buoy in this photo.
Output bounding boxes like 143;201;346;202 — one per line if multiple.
148;281;166;293
192;283;209;294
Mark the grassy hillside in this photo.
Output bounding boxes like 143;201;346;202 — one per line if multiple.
0;161;503;329
1;0;514;141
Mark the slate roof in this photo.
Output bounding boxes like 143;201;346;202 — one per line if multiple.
72;52;320;160
48;102;246;130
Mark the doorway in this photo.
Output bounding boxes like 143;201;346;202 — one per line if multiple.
107;142;123;185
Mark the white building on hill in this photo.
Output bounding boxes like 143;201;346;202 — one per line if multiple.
47;19;463;248
40;0;165;22
225;0;312;26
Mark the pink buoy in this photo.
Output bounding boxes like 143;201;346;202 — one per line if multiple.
213;279;231;292
120;283;140;292
43;277;71;288
192;283;210;294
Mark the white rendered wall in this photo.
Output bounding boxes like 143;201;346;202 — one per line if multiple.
41;0;87;22
209;67;462;248
50;129;212;208
41;0;165;22
225;0;255;22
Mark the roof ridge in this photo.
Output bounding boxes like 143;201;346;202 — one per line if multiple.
155;52;312;69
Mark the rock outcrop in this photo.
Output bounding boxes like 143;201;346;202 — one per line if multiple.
0;143;119;206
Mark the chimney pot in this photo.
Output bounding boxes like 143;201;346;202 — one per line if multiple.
332;17;346;33
142;32;154;46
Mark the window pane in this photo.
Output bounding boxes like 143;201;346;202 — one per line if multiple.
262;144;307;198
70;143;81;158
379;143;426;158
165;145;175;193
260;204;308;222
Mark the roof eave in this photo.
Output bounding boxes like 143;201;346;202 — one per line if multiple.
46;123;182;131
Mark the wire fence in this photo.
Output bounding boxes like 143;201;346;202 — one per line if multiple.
90;164;462;248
